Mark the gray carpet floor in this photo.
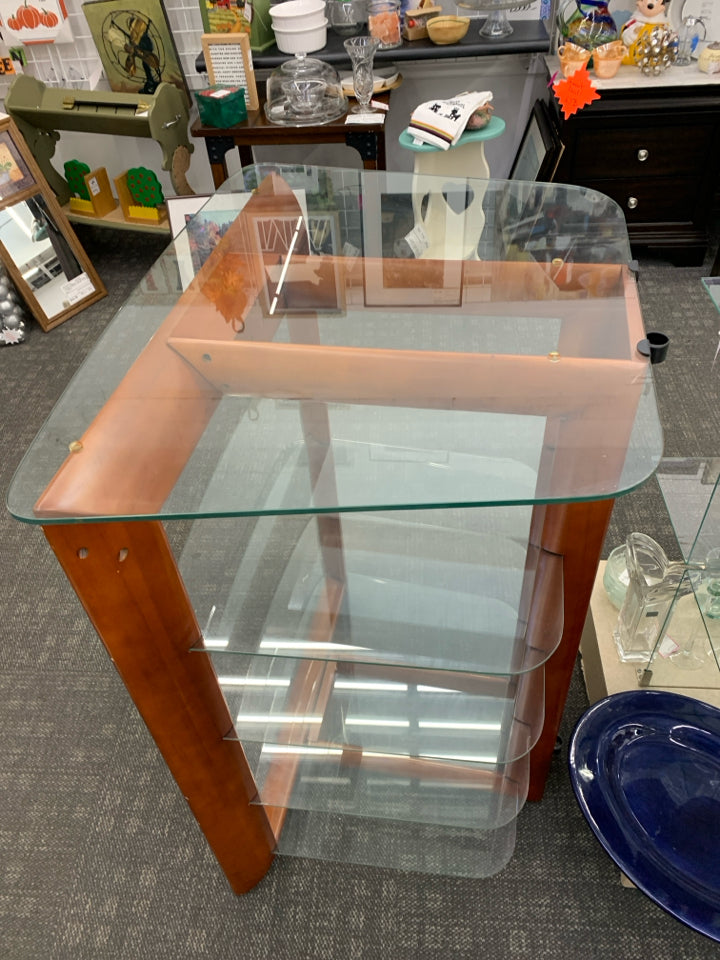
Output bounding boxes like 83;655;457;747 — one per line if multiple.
2;222;720;960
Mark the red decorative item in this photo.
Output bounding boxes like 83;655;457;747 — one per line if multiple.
553;65;601;118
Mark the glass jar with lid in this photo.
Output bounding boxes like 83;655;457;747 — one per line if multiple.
265;53;349;126
368;0;402;49
327;0;364;37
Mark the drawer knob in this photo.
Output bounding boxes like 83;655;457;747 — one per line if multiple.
637;148;649;162
627;196;638;210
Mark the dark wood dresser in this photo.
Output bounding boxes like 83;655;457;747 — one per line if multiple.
549;67;720;266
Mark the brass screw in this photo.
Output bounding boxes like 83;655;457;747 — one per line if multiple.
548;351;560;363
68;440;83;453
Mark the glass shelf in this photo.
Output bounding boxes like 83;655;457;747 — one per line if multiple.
253;747;527;830
216;653;543;764
184;509;564;675
629;460;720;688
275;807;517;878
8;168;662;525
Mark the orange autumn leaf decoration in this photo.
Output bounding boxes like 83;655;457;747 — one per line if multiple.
553;66;600;119
201;255;249;332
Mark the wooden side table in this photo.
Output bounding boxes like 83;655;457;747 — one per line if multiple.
192;94;390;189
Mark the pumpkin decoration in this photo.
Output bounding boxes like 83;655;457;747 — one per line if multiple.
6;2;61;32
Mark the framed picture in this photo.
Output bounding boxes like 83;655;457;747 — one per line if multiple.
243;203;345;318
361;178;463;308
82;0;190;105
307;212;341;256
199;0;251;35
0;128;36;202
509;100;564;183
201;32;258;111
167;194;212;239
167;193;252;289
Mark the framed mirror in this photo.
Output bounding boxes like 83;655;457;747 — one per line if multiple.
0;113;106;331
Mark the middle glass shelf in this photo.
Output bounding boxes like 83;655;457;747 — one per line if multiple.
213;652;544;764
182;506;564;676
212;652;539;829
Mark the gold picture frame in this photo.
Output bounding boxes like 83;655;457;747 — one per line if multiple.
0;115;106;332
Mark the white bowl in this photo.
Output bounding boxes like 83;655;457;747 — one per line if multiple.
273;19;328;54
271;0;326;27
272;8;327;29
271;0;325;14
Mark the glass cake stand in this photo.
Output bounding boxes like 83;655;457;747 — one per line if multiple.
455;0;535;39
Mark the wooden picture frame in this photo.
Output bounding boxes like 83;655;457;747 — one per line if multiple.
167;193;252;290
0;114;106;332
361;178;463;308
509;100;564;183
201;33;258;112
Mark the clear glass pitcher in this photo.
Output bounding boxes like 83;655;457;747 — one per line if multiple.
614;532;689;663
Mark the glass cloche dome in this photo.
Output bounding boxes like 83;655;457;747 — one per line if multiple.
265;54;348;126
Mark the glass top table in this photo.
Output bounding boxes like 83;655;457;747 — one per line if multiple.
8;165;661;525
6;164;664;890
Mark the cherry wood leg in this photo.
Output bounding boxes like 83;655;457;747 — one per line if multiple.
528;498;615;800
43;520;276;894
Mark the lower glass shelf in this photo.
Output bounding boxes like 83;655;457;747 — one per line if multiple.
216;654;544;765
273;807;517;878
252;744;528;830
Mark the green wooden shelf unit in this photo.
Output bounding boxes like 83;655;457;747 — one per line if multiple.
4;74;194;205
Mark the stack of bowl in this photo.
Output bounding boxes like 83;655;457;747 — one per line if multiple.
270;0;328;54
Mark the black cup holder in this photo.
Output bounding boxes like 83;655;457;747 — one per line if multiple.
637;332;669;365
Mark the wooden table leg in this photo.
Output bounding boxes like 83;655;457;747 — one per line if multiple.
345;130;385;171
528;498;614;800
237;143;254;169
43;520;276;894
202;135;234;189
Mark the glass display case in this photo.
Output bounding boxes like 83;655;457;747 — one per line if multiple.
630;459;720;689
7;165;663;891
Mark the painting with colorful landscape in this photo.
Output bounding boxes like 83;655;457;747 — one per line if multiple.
199;0;251;35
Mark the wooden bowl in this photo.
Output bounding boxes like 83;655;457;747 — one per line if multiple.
426;15;470;45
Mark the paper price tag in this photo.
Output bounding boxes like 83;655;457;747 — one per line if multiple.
658;635;680;659
403;223;430;259
62;272;95;305
345;113;385;125
370;99;389;111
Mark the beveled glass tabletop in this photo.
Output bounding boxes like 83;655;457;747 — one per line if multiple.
7;164;662;525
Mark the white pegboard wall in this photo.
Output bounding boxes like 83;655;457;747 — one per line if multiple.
2;0;206;95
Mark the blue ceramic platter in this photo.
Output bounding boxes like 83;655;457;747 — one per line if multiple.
569;689;720;942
